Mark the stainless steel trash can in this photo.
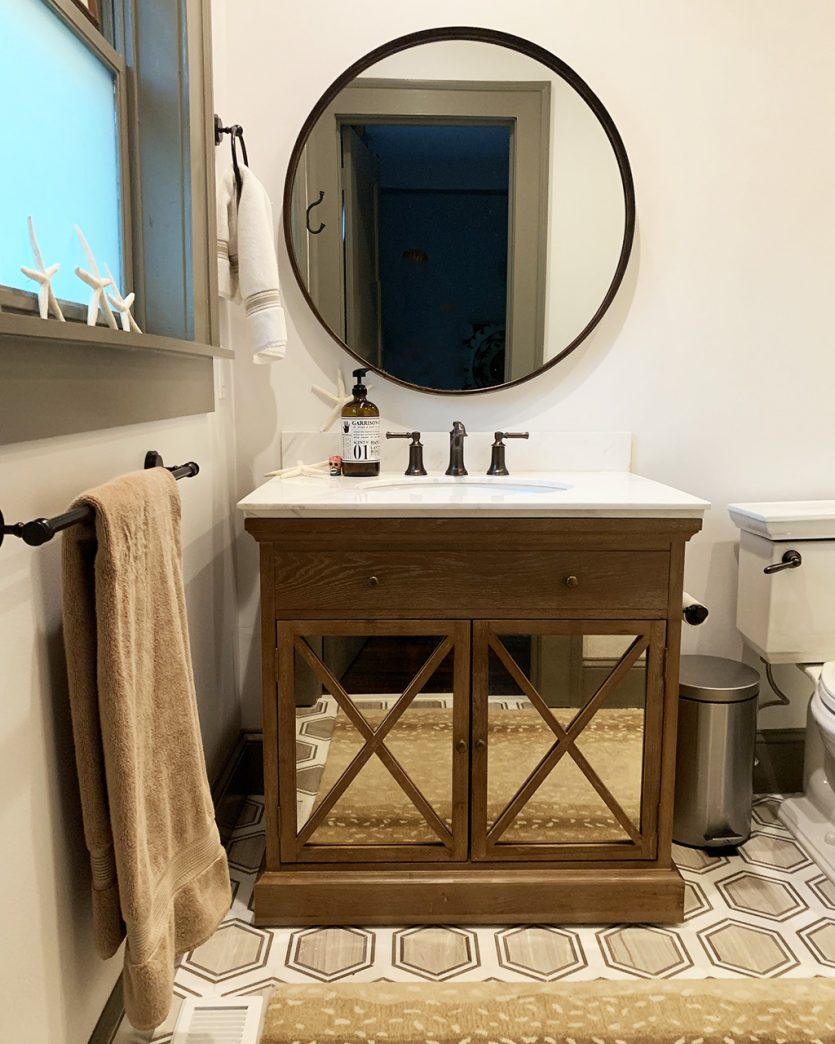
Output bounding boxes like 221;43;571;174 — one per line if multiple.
672;655;759;848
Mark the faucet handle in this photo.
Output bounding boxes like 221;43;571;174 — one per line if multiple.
487;431;530;476
385;431;427;476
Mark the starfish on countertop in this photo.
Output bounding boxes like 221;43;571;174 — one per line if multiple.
311;368;374;432
264;458;331;479
74;225;118;329
19;216;65;321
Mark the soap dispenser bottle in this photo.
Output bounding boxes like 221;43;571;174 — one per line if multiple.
341;368;380;477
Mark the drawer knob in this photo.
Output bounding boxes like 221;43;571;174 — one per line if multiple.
564;574;579;588
456;739;468;753
368;575;380;587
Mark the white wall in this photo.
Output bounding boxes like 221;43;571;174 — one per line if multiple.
222;0;835;731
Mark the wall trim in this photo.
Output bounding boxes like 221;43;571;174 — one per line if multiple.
754;727;805;796
0;329;217;446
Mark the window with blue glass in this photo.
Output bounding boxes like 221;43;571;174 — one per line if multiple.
0;0;122;305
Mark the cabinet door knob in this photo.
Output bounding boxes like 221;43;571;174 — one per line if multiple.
368;575;380;587
474;738;486;751
564;574;579;588
456;739;468;753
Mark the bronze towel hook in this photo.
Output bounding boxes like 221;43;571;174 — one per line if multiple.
305;190;326;235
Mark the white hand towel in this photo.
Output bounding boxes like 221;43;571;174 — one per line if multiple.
216;166;287;363
216;168;237;301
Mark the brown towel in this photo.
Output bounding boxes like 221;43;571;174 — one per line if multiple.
62;468;231;1031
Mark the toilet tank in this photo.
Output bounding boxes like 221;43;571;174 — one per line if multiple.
729;501;835;664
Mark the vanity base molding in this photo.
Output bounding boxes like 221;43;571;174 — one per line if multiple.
253;867;685;926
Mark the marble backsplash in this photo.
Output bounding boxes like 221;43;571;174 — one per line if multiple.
276;430;632;476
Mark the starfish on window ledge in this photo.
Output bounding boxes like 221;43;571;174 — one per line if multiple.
19;216;65;321
74;225;118;329
105;264;142;333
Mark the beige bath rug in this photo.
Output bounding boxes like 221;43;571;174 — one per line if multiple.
261;978;835;1043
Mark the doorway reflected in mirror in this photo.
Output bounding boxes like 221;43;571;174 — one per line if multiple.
342;122;510;389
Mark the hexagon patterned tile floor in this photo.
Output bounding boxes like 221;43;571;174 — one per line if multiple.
109;702;835;1044
109;791;835;1041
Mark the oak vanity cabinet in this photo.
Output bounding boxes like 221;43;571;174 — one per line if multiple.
245;515;701;926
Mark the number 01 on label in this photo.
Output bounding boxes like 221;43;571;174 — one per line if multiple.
342;418;381;463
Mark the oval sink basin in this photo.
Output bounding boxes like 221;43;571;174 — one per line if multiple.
357;477;571;496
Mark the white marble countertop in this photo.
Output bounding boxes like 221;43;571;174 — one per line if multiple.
238;471;709;519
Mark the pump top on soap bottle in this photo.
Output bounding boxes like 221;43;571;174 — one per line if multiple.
341;368;380;477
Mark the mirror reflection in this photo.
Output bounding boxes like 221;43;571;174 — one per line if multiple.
486;632;646;845
291;631;646;848
287;36;632;392
294;633;454;847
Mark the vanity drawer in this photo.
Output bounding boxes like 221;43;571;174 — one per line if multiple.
273;549;669;614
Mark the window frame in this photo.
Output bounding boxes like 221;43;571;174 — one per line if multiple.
0;0;231;446
0;0;133;322
70;0;100;28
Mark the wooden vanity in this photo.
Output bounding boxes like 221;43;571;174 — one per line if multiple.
244;509;702;926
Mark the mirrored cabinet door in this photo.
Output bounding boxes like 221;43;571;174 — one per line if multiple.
471;620;666;861
277;620;470;863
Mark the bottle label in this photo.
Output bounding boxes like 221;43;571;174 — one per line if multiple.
342;417;380;463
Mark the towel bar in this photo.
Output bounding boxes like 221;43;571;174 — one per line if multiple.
0;450;199;549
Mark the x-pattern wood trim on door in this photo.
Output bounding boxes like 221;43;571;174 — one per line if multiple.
276;619;471;864
483;630;647;847
471;619;666;863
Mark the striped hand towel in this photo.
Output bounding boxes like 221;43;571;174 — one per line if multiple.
217;165;287;363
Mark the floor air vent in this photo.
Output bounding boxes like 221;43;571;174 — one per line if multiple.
171;996;265;1044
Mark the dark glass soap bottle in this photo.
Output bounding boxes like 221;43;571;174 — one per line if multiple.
341;368;380;477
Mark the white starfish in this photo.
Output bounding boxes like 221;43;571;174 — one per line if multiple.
312;368;374;432
73;225;118;329
264;458;330;479
19;216;64;321
104;265;141;333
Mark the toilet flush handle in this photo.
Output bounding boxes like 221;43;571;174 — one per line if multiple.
764;549;802;574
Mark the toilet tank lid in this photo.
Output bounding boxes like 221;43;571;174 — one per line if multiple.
679;655;760;703
729;500;835;539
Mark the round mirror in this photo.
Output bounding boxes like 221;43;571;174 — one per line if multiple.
284;28;634;394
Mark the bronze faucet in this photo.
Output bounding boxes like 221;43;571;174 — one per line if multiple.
445;421;468;476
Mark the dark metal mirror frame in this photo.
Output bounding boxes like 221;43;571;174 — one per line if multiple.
282;26;636;396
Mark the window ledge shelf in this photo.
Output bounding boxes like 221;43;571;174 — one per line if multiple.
0;311;234;360
0;312;229;445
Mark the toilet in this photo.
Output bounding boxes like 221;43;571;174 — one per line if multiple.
729;500;835;879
